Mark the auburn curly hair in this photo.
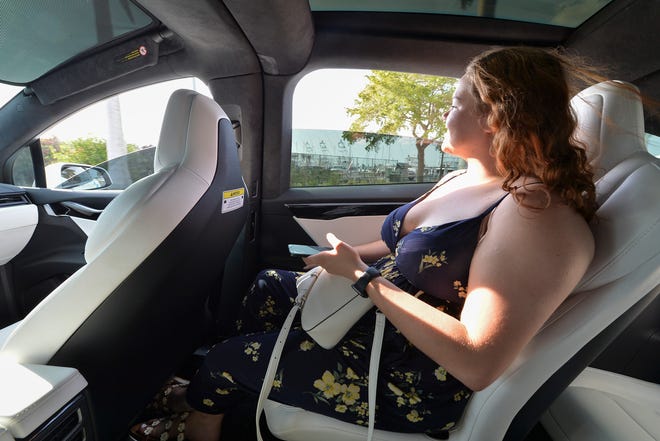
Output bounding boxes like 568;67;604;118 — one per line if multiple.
465;46;598;221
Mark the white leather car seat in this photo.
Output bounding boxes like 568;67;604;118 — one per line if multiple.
262;80;660;441
539;82;660;441
0;89;248;441
541;367;660;441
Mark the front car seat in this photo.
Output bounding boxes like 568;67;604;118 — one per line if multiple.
0;89;248;441
262;81;660;441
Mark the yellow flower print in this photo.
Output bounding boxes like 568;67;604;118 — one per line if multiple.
221;371;234;383
406;388;422;405
454;390;470;402
340;345;359;360
349;340;366;350
406;410;424;423
379;263;400;280
396;396;406;407
442;422;456;431
404;372;415;384
346;367;359;380
340;383;361;405
434;367;447;381
273;371;283;390
258;296;276;318
418;250;447;273
244;341;261;361
387;382;404;396
453;280;467;298
419;226;434;232
313;371;342;398
265;270;282;281
335;404;348;413
202;398;215;407
215;388;231;395
299;340;315;351
356;402;369;417
392;219;401;237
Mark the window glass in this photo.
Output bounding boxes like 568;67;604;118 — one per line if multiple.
308;0;613;28
291;69;465;187
9;147;34;187
646;133;660;157
0;0;153;83
0;83;22;109
32;77;211;190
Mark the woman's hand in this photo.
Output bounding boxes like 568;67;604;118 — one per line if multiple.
302;233;369;282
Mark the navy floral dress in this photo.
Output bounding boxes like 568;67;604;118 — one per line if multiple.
186;192;507;435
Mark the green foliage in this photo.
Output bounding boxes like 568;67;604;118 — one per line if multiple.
52;137;108;166
345;71;457;181
340;131;397;153
40;137;61;166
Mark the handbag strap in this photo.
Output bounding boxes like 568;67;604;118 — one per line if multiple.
255;281;386;441
256;269;319;441
256;299;301;441
367;311;386;441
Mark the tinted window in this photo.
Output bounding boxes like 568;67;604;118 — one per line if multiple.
291;69;465;187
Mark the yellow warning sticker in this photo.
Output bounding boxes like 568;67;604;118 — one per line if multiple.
221;188;245;213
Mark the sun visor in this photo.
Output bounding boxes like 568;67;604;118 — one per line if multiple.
30;35;161;105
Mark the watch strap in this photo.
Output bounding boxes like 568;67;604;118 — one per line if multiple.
351;267;381;298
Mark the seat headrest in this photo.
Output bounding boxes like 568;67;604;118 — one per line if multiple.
154;89;229;174
571;81;646;180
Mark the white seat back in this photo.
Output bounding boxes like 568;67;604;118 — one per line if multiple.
264;81;660;441
1;89;248;441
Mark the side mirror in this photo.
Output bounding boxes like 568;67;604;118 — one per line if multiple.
56;164;113;190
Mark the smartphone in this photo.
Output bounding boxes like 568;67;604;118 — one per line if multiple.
288;244;332;257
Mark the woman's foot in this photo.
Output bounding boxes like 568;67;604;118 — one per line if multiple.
130;411;223;441
144;376;192;417
184;411;223;441
130;412;190;440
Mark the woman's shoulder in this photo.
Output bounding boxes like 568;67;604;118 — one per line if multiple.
492;187;595;255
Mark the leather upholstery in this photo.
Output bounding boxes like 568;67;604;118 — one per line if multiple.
541;367;660;441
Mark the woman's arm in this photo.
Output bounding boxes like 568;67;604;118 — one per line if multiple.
305;197;594;391
354;239;390;263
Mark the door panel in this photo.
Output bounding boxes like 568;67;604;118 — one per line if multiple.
259;183;432;272
294;215;386;247
0;188;118;327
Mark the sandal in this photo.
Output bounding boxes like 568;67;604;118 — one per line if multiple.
130;412;190;441
143;376;191;417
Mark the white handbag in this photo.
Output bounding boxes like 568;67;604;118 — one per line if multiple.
297;266;375;349
256;266;386;441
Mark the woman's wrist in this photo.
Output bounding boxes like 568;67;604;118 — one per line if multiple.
351;263;370;282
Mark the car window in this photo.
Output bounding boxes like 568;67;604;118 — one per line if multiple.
291;69;465;187
646;133;660;157
12;77;212;190
0;83;22;110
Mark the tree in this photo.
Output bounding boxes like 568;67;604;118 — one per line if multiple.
343;71;457;182
53;137;108;165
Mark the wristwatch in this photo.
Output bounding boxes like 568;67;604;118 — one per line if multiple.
351;267;381;298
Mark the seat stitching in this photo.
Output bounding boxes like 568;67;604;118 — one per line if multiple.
609;395;656;439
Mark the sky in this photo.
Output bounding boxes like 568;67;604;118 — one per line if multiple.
293;69;370;131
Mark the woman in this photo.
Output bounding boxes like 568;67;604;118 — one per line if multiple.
131;46;597;441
